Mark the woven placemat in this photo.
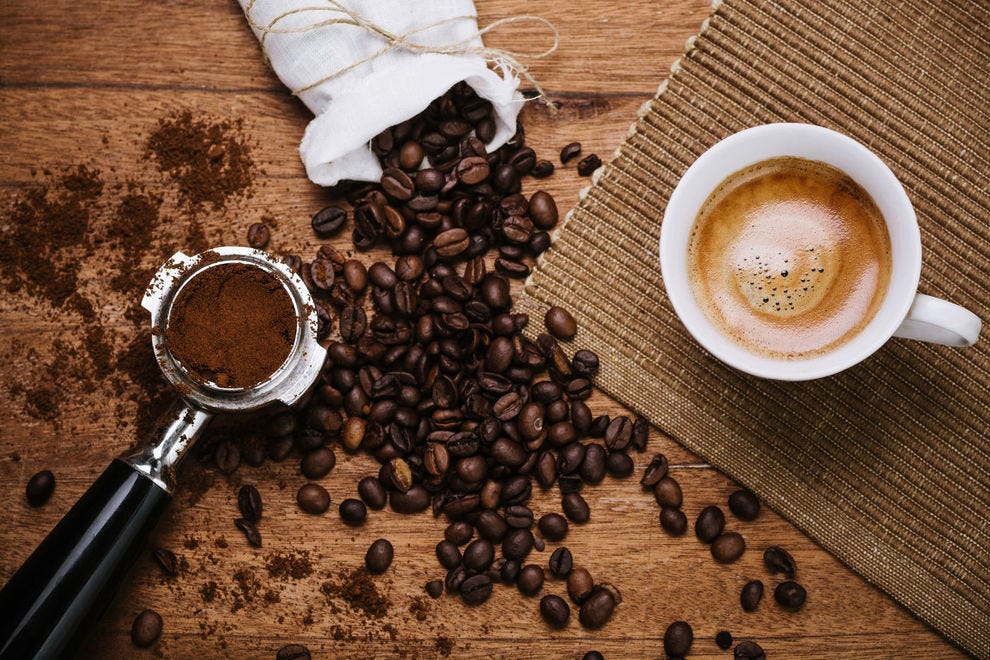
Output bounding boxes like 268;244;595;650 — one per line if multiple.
518;0;990;656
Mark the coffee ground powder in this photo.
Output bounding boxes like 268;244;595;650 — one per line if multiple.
165;263;297;388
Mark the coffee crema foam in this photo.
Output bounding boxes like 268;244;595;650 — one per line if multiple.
687;157;892;360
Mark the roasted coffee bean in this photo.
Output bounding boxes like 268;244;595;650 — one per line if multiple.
237;484;263;523
504;504;534;528
445;564;467;593
549;546;573;578
339;305;368;342
716;630;734;650
578;444;606;484
131;609;163;648
460;574;493;605
246;222;270;248
527;231;552;255
509;147;537;174
567;566;594;604
234;517;262;547
579;588;616;629
631;416;649;451
582;653;604;660
531;159;555;178
390;484;430;513
528;190;558;230
540;594;570;629
434;228;470;257
493;391;524;420
729;489;761;521
341;417;367;453
605;451;634;478
517;564;545;596
640;453;668;488
664;621;694;657
570;400;592;434
152;547;178;576
463;539;495;571
436;540;463;569
500;215;534;244
358;476;387;510
577;153;602;176
25;469;55;507
492;163;521;194
561;492;590;523
381;167;415;200
339;498;368;525
311;205;347;237
368;261;398;288
734;641;766;660
415;168;445;193
365;538;394;574
712;532;746;563
500;558;521;583
399;141;424;170
267;436;294;462
659;507;688;536
565;377;591;400
548;421;577;447
502;528;535;560
380;457;413;492
557;442;586;475
695;506;725;543
740;580;764;612
570;350;599;377
494;257;530;279
653;476;682;507
774;580;807;610
763;546;796;577
297;483;330;514
604;416;632;451
544;306;577;340
342;259;368;292
215;440;240;474
538;512;569;541
445;521;474;545
301;446;336;479
560;142;582;163
536;450;558;488
425;579;444;599
456;156;490;185
589;414;610;437
277;644;312;660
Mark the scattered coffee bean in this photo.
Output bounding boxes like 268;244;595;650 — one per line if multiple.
540;594;570;628
365;538;394;574
25;469;55;507
529;191;558;230
130;609;163;648
531;159;555;178
734;641;766;660
578;588;616;629
695;505;725;543
660;507;688;536
463;539;495;571
237;484;263;523
152;547;178;576
640;454;668;488
215;440;241;474
358;476;387;510
740;580;764;612
276;644;312;660
301;446;336;479
728;489;761;521
538;512;569;541
664;620;694;657
296;483;330;514
311;205;347;237
582;653;604;660
605;451;634;478
567;566;594;604
561;492;590;523
764;546;796;578
339;498;368;525
425;579;444;599
774;580;807;610
544;306;577;340
711;532;746;563
234;518;262;547
517;564;545;596
560;142;582;163
460;574;493;605
716;630;734;650
653;476;682;507
577;153;602;176
246;222;270;248
444;521;474;545
436;540;462;569
549;546;573;578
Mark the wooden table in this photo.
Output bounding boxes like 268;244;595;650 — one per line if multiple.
0;1;967;658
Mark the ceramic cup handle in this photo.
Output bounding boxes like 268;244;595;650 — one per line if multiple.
892;293;982;346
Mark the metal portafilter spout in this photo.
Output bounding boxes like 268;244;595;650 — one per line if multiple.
0;247;326;659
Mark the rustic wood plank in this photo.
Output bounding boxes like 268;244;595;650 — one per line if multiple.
0;0;966;658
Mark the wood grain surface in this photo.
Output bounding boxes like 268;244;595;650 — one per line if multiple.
0;1;968;658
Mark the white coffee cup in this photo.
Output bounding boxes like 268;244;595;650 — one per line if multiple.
659;123;981;381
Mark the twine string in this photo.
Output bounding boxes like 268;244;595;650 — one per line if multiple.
242;0;558;105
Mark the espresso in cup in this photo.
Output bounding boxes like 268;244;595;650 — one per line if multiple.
687;157;892;359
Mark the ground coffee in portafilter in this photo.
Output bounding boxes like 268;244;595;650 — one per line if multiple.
164;262;297;388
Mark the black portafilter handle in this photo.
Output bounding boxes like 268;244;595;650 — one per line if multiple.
0;401;212;660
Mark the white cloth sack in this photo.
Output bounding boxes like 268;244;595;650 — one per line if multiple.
240;0;524;186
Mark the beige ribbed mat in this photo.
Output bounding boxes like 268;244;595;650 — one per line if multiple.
518;0;990;656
